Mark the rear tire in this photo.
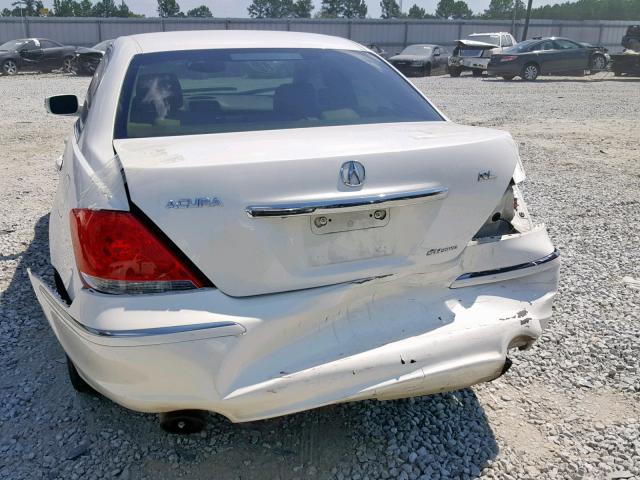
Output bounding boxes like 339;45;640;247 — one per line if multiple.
472;68;483;77
66;355;98;394
2;59;18;76
449;66;462;77
521;63;539;81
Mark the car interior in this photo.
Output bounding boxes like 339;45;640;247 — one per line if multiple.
119;50;440;138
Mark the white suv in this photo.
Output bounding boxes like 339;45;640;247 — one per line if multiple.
449;32;517;77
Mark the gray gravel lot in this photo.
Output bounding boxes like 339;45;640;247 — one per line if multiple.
0;71;639;480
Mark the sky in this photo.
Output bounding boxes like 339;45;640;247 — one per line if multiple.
1;0;552;18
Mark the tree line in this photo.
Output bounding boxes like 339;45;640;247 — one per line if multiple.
0;0;214;18
2;0;638;21
251;0;640;20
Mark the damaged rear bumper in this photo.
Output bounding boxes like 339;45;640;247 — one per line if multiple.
30;227;559;423
450;57;490;71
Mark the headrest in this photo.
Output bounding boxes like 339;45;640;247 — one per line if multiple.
135;73;183;109
273;82;317;120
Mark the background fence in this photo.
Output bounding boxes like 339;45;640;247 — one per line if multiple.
0;17;636;53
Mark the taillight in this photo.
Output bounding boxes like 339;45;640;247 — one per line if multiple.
70;209;206;294
500;56;518;62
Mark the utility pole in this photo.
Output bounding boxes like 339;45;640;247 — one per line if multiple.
12;0;27;37
511;1;518;37
521;0;533;41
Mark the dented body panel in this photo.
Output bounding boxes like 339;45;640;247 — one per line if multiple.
30;235;558;421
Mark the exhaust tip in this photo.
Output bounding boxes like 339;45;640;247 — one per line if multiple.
159;410;207;434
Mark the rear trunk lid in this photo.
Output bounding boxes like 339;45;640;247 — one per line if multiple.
455;40;499;58
114;122;518;297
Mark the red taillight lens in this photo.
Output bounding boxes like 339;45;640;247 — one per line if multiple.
500;56;518;62
70;209;205;294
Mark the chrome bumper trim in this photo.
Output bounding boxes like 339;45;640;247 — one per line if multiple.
245;187;448;218
455;249;560;283
37;284;245;339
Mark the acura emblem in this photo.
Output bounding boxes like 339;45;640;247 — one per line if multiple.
340;161;366;187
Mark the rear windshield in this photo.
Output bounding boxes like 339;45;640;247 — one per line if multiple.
401;45;432;55
114;48;442;139
504;40;538;53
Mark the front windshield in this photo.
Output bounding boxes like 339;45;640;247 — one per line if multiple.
115;48;443;139
401;45;432;56
504;40;538;53
0;39;27;51
467;35;500;46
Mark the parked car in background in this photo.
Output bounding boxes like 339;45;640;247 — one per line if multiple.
448;32;517;77
34;30;559;433
0;38;76;75
366;43;388;59
389;44;450;76
488;37;609;81
73;39;113;76
610;25;640;76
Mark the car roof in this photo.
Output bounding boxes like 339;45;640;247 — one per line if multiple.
404;44;438;48
122;30;365;54
469;32;510;36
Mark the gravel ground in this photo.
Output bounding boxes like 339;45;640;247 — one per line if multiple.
0;71;638;480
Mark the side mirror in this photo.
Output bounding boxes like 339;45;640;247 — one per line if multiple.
45;95;79;115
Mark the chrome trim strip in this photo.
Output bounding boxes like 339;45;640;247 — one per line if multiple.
455;249;560;282
246;187;448;218
38;285;245;338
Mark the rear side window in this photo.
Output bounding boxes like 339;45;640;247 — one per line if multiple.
19;40;38;51
540;41;555;51
554;39;581;50
114;48;442;139
41;40;61;48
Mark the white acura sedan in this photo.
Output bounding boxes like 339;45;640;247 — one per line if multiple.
31;31;559;433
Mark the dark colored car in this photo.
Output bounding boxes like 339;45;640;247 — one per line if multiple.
611;25;640;77
488;37;608;81
0;38;76;76
388;44;449;77
73;39;113;76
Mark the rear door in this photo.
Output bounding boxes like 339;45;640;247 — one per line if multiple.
552;39;589;71
530;40;560;72
40;39;65;69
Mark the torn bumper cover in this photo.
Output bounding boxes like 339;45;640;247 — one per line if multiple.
30;228;559;423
